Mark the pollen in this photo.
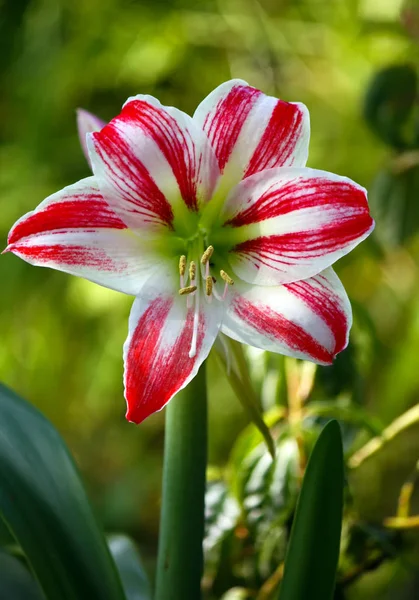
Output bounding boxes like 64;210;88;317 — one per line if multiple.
179;285;197;296
179;255;186;276
220;270;234;285
189;261;196;281
205;275;213;296
201;245;214;265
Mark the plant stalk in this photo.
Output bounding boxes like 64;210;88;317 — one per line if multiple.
155;363;207;600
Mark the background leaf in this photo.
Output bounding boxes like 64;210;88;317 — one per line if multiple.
278;420;344;600
0;383;125;600
363;64;417;149
108;535;151;600
0;551;43;600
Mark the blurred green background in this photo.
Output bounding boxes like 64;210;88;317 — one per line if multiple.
3;0;419;597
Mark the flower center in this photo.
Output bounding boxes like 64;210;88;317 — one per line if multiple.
177;244;234;358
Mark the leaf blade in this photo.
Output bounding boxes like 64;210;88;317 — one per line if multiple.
278;420;344;600
0;551;44;600
108;535;152;600
0;383;125;600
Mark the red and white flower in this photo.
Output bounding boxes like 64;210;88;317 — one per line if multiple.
5;80;374;423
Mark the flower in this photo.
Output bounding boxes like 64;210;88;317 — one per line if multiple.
5;80;374;423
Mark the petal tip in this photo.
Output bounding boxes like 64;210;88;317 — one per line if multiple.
125;404;149;425
315;352;334;367
2;239;18;254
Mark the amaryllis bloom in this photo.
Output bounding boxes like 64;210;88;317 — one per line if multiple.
5;80;374;423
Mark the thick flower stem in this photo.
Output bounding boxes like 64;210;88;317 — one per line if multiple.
155;363;207;600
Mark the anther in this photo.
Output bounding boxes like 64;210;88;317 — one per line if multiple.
205;276;213;296
189;261;196;281
179;255;186;276
220;270;234;285
201;245;214;265
179;285;197;296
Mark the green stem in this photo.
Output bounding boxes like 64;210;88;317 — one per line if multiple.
155;364;207;600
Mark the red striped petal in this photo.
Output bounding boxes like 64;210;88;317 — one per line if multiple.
124;290;223;423
194;80;309;190
8;190;126;246
89;96;219;233
284;272;349;356
222;167;374;285
6;177;162;295
222;268;351;364
202;83;262;172
244;98;308;177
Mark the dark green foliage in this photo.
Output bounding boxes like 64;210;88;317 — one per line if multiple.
363;65;417;150
0;383;125;600
369;165;419;247
0;552;43;600
278;421;344;600
108;535;152;600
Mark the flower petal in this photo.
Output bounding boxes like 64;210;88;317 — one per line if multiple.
222;268;351;364
88;95;220;233
77;109;106;168
221;167;374;285
123;284;224;424
6;177;163;295
194;79;309;191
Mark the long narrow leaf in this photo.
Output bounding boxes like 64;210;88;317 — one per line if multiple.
0;383;126;600
278;420;344;600
108;535;152;600
0;551;43;600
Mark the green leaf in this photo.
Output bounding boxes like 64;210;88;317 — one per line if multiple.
0;383;125;600
108;535;151;600
370;165;419;248
0;551;43;600
363;64;417;149
278;420;344;600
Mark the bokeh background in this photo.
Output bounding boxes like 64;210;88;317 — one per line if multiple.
2;0;419;598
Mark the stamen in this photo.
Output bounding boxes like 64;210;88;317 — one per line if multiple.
179;285;197;296
220;270;234;285
179;255;186;287
201;245;214;265
189;261;196;282
205;275;213;296
179;255;186;276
